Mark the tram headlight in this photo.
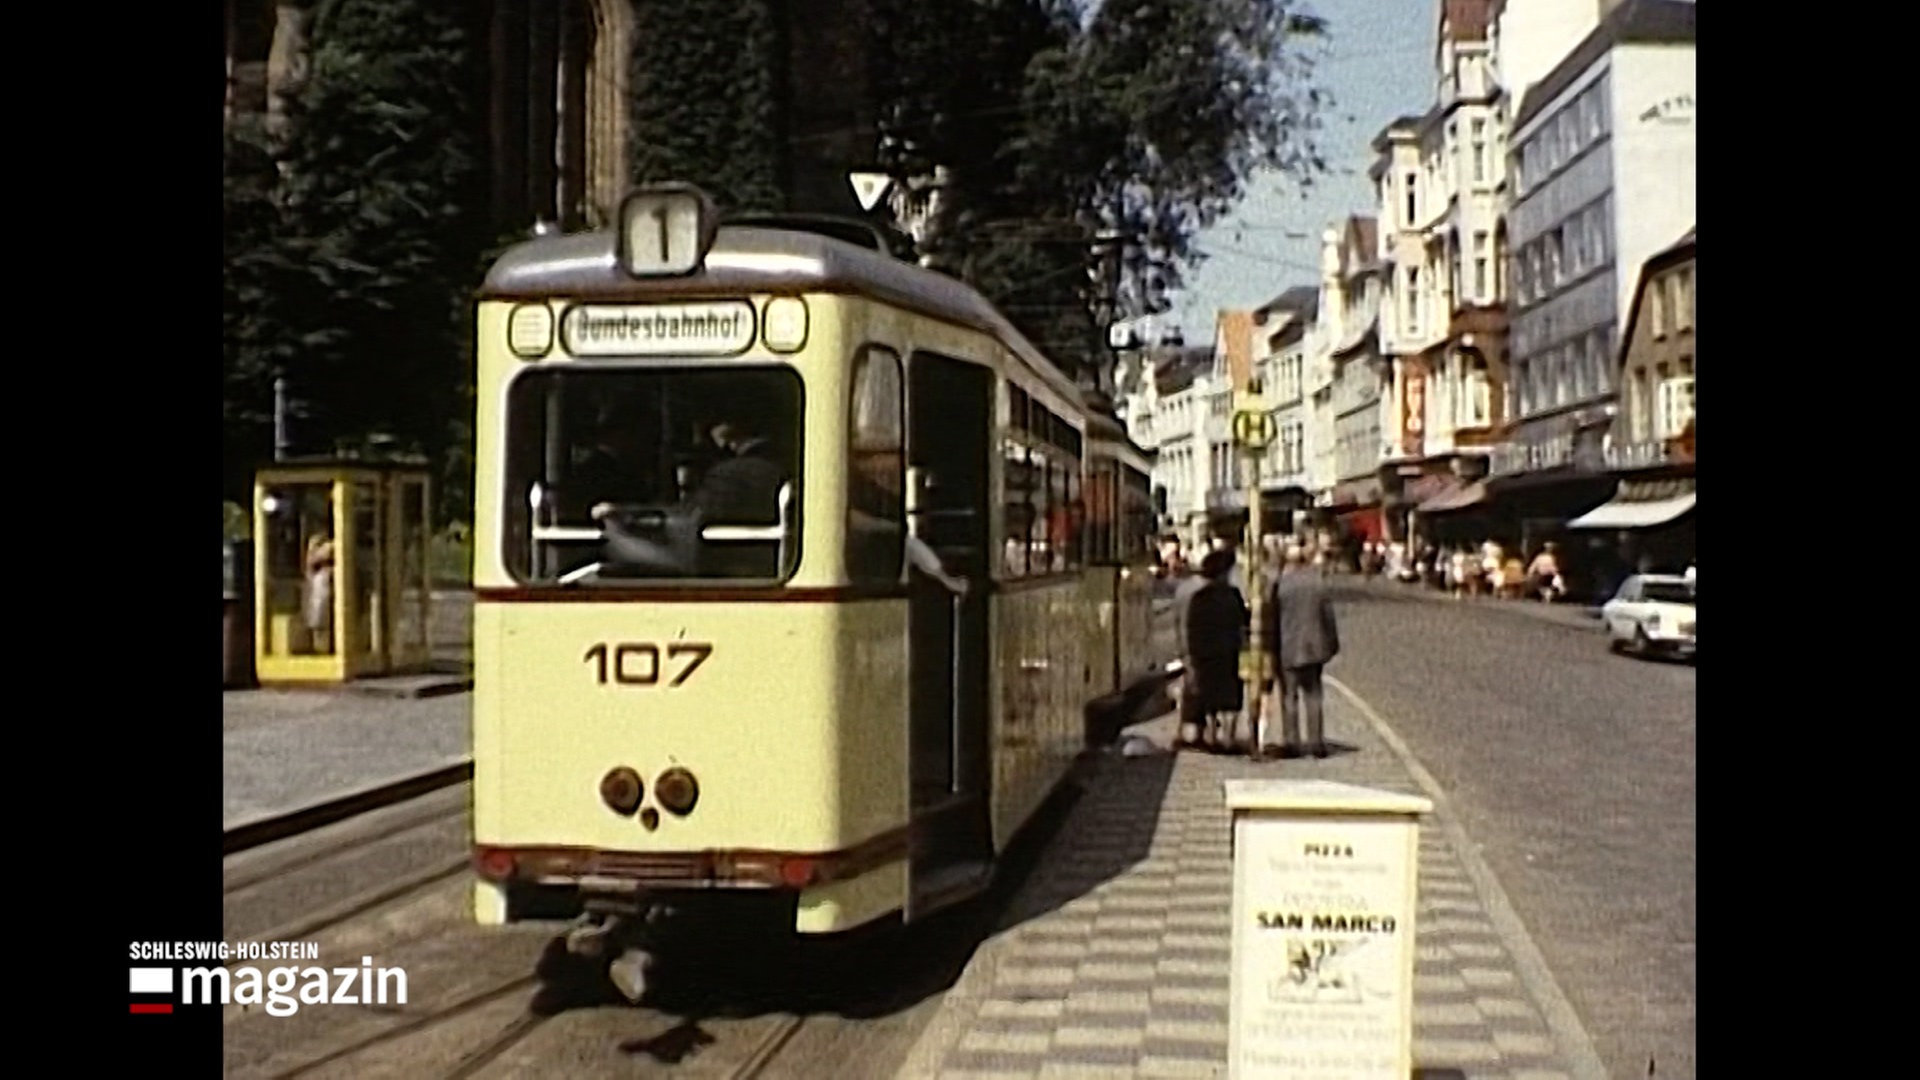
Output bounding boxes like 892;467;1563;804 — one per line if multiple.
762;297;807;352
655;767;699;816
600;767;644;816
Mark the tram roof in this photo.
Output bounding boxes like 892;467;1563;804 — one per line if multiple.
478;224;1086;413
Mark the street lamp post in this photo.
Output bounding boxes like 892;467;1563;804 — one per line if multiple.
273;376;290;462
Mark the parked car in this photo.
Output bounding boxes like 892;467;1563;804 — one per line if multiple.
1601;573;1694;659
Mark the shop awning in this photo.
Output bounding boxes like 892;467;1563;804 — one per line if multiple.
1568;489;1696;530
1415;481;1487;514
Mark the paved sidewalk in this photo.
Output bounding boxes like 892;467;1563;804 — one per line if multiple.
894;688;1605;1079
223;591;474;830
223;690;470;830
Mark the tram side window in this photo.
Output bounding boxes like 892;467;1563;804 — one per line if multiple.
1026;401;1060;574
1029;442;1056;572
1086;461;1116;564
1123;466;1154;564
1057;417;1084;570
1002;386;1032;578
502;367;804;584
847;346;905;585
1042;444;1071;573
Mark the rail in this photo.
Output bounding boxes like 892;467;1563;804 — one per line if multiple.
223;761;473;855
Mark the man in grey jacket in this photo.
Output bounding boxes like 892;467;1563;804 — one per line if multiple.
1263;544;1341;758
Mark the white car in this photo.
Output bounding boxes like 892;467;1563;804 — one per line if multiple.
1601;573;1695;659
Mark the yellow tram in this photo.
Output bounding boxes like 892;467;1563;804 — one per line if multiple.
468;184;1167;997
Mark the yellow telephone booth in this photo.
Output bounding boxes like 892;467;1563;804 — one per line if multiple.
253;459;433;685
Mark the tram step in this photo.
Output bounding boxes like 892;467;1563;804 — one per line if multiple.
912;860;993;916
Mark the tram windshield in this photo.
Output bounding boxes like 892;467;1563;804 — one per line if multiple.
502;366;803;584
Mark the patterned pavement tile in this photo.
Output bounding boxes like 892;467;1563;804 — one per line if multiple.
892;697;1600;1080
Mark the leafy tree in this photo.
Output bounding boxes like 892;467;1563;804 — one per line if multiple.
870;0;1331;387
269;0;488;522
629;0;788;211
223;118;300;503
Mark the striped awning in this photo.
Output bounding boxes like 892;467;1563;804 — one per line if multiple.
1568;478;1696;530
1568;492;1695;530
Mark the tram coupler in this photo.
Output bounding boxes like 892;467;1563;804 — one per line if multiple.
563;913;622;959
566;896;679;958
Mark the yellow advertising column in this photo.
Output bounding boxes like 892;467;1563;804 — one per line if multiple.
1225;778;1433;1079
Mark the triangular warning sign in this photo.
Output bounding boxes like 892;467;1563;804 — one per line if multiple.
849;172;892;212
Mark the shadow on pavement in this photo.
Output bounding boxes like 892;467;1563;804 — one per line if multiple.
989;751;1176;934
517;749;1173;1037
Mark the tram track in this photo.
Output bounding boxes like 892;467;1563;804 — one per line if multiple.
224;739;1100;1077
266;972;544;1080
729;1014;807;1079
225;762;473;856
225;766;475;948
224;858;470;969
224;802;467;896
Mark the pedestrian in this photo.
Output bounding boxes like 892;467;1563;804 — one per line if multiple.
1171;555;1211;747
1183;548;1249;751
1263;544;1340;758
1528;542;1565;603
303;529;335;654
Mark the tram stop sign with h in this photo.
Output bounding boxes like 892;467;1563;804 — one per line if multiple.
1233;409;1277;451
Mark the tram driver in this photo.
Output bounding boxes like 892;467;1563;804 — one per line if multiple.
691;414;785;526
591;406;792;578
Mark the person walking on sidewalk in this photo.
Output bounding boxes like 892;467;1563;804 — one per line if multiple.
1170;558;1210;747
1183;548;1249;751
1263;544;1341;758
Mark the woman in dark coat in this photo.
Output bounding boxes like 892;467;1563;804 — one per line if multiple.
1183;548;1249;748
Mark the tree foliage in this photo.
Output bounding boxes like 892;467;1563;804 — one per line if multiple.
223;119;302;501
629;0;788;211
870;0;1331;385
223;0;488;519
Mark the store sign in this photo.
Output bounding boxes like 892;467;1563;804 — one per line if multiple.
1399;367;1425;460
1227;780;1431;1079
1638;93;1694;126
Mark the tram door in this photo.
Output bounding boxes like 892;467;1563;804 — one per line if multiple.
905;351;994;916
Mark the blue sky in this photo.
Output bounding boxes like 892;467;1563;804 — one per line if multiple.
1160;0;1436;339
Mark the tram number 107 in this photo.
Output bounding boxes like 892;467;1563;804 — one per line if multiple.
584;642;712;687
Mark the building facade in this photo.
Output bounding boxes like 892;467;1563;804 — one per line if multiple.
1116;344;1214;544
1251;287;1320;537
1489;0;1606;117
1488;0;1694;554
1318;217;1390;545
1371;0;1516;546
1565;227;1693;582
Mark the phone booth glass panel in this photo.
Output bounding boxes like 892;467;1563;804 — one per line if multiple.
253;460;431;685
257;481;339;661
390;477;432;672
346;480;384;674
